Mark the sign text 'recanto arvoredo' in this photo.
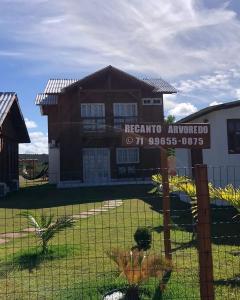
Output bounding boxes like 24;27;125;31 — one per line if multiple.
122;123;210;148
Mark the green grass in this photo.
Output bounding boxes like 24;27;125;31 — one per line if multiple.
0;184;239;299
0;244;79;276
57;276;199;299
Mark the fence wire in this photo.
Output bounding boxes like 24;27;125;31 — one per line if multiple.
0;166;239;299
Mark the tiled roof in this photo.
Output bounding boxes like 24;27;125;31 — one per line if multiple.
0;92;30;142
0;92;16;126
44;79;78;93
36;79;78;106
35;94;58;105
142;78;177;93
36;76;176;106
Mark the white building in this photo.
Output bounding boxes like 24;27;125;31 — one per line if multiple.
176;100;240;187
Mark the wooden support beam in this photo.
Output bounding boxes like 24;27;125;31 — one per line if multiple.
195;164;215;300
160;148;172;261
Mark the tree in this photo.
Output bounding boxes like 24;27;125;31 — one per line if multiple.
165;115;176;124
164;115;176;157
20;212;75;254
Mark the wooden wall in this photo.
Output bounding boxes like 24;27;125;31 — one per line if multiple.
44;69;164;181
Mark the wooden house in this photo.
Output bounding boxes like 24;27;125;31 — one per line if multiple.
0;93;30;195
36;66;176;186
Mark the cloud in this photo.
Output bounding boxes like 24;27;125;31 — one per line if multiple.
0;50;23;57
24;118;37;129
19;131;48;154
235;89;240;99
175;69;236;94
172;68;240;108
163;94;178;111
168;102;197;119
209;101;223;106
1;0;240;77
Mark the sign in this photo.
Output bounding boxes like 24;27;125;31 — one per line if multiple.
122;123;210;148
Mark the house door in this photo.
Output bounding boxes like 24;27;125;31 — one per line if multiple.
83;148;110;184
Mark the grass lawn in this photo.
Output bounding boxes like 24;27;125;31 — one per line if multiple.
0;184;239;299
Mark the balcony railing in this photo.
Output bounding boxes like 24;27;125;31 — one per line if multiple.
82;118;106;132
114;117;138;130
81;117;138;133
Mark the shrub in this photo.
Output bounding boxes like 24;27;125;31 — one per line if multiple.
107;248;173;299
134;227;152;251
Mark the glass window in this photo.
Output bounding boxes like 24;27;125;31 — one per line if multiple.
113;103;137;129
227;119;240;154
116;148;139;164
113;103;137;117
81;103;105;117
81;103;105;131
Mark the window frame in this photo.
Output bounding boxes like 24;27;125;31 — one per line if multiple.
81;103;105;131
113;103;138;117
81;103;105;118
116;147;140;164
227;119;240;154
113;103;138;129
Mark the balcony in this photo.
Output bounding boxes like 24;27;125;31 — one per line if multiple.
81;116;137;134
82;118;106;132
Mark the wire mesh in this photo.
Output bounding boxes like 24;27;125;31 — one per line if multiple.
0;166;239;299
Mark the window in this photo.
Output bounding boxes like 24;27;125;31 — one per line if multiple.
116;148;139;164
142;98;162;105
113;103;137;129
227;119;240;154
81;103;105;131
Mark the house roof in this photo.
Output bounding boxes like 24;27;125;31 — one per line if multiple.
44;79;78;93
36;66;176;106
142;78;177;93
0;92;30;143
0;92;15;126
178;100;240;123
35;93;59;105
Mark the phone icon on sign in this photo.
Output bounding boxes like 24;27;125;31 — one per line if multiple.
126;137;133;145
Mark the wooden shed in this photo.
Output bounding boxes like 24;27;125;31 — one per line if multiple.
0;93;30;195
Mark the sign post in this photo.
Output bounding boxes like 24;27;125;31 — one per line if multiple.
195;164;215;300
122;122;211;261
160;148;172;260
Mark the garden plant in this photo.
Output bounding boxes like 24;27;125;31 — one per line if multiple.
106;227;172;300
20;211;75;254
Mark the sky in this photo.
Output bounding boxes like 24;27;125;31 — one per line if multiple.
1;0;240;154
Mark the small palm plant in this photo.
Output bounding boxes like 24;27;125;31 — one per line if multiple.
107;248;172;300
20;211;75;254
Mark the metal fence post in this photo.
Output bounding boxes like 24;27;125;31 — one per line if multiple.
161;148;172;261
195;164;215;300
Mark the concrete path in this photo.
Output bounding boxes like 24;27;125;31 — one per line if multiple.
0;199;123;245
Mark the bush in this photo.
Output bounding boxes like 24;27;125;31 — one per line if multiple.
134;227;152;251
